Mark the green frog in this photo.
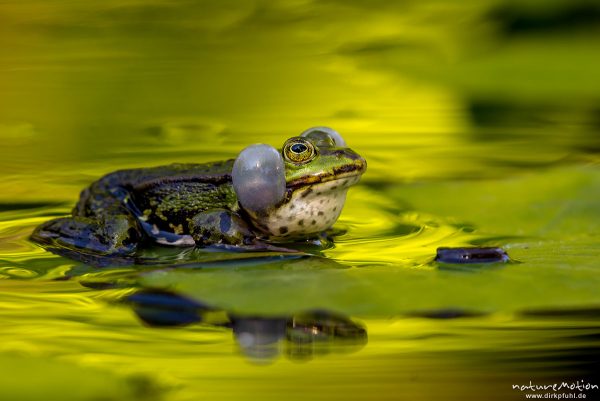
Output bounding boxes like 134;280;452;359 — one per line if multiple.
31;127;366;261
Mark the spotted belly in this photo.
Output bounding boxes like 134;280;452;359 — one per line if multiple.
252;175;361;239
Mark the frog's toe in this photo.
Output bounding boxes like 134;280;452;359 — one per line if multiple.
31;217;87;244
31;216;140;256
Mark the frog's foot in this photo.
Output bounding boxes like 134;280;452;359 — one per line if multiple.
188;209;303;253
31;215;142;262
189;209;255;247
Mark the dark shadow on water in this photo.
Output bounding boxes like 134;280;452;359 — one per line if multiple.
489;1;600;37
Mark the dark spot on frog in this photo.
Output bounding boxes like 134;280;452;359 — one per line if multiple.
331;185;337;190
311;220;316;225
333;206;337;211
319;199;324;204
298;219;304;226
290;204;295;210
301;188;313;198
318;211;324;216
279;226;288;235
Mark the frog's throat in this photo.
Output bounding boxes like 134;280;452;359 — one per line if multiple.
245;174;362;239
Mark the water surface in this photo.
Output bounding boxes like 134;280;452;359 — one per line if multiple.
1;1;599;400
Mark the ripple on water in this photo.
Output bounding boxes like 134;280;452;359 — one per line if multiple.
0;203;79;280
327;188;490;266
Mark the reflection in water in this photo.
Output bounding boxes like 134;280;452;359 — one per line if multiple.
1;280;597;400
126;289;367;362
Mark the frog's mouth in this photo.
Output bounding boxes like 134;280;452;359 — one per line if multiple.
286;158;367;189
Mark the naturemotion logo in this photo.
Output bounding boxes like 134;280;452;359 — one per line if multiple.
512;380;598;399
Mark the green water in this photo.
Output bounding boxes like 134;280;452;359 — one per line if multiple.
1;1;599;400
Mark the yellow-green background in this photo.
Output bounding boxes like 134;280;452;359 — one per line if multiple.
0;1;599;400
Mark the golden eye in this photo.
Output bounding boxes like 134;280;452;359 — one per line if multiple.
283;137;316;164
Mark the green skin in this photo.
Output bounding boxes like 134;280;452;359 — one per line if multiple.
31;138;366;262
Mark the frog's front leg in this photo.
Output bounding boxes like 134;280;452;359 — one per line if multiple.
188;209;255;246
31;213;142;257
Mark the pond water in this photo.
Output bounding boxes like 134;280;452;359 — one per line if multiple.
1;1;599;400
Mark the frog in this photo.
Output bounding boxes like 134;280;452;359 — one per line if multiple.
31;127;366;262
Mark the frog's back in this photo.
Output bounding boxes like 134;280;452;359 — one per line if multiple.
76;160;238;236
99;160;235;189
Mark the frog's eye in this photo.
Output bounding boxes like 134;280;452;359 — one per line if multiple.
232;144;285;212
300;126;346;147
283;138;316;164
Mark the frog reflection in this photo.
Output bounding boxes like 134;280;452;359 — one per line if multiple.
125;289;368;361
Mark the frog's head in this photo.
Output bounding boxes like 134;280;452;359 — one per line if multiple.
232;127;366;239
